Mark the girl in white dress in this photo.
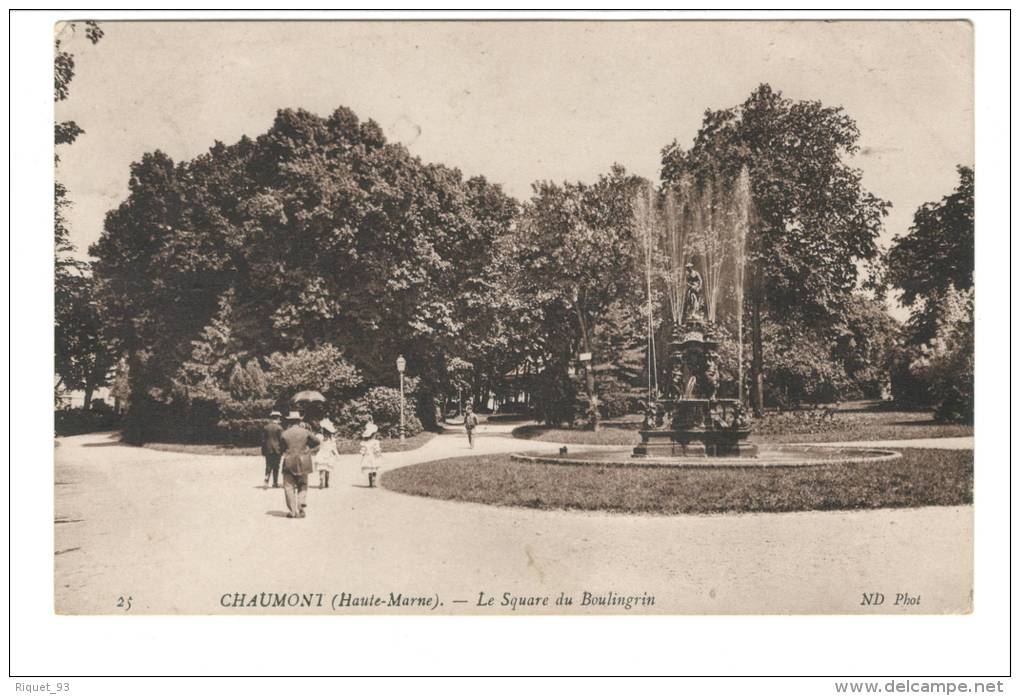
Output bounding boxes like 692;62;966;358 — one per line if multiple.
316;419;340;489
359;421;382;488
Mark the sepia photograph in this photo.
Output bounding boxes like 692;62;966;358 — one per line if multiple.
48;18;978;620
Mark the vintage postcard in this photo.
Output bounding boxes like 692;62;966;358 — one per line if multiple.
53;19;974;615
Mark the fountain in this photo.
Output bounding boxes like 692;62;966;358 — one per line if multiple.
511;168;901;470
631;263;757;459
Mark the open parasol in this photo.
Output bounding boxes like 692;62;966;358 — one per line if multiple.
291;390;326;404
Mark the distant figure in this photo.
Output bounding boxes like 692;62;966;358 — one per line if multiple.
261;411;284;488
464;405;479;449
359;422;382;488
316;418;339;490
279;411;321;518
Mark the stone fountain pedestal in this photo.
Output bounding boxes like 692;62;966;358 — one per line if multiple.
632;314;758;460
632;398;758;459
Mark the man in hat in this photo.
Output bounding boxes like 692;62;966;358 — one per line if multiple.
261;411;284;488
464;404;479;449
279;411;321;518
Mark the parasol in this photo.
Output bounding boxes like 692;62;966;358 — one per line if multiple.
291;390;326;403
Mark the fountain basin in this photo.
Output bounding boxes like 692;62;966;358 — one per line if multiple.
511;445;902;469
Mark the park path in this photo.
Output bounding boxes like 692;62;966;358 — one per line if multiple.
54;428;972;615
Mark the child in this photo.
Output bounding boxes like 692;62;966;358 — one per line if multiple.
316;418;339;489
359;421;382;488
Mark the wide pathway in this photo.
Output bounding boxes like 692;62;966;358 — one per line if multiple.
54;427;972;615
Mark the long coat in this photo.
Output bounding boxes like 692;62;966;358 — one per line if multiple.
280;424;321;476
261;421;284;456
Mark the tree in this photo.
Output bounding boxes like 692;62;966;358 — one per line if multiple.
887;166;974;344
91;106;513;438
661;84;890;414
515;165;647;429
55;21;107;406
54;273;114;407
834;294;901;399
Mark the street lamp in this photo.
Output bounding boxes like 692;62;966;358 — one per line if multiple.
396;355;407;441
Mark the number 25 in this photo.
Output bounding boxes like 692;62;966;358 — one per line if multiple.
116;595;132;611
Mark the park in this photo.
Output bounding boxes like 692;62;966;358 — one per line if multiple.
52;21;975;615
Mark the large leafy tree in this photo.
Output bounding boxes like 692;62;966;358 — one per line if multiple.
662;84;890;413
514;165;647;429
887;165;974;344
91;107;514;431
54;21;110;406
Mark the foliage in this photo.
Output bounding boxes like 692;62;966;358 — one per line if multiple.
662;84;889;321
54;407;121;437
759;317;855;406
886;168;974;422
55;21;108;406
899;287;974;423
264;344;362;403
887;166;974;344
513;165;649;428
336;386;423;438
530;362;578;426
92;106;514;432
661;84;890;411
54;272;115;404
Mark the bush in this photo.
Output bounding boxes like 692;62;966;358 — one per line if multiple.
596;379;644;419
54;407;122;436
265;345;362;402
215;418;268;446
532;364;578;427
891;288;974;423
218;398;277;421
337;386;423;438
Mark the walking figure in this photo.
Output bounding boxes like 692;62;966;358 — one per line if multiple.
360;422;382;488
316;418;339;489
464;405;479;449
261;410;284;488
279;411;320;518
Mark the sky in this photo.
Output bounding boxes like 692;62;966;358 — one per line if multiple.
56;20;973;318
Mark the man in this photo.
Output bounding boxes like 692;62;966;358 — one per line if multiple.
279;411;321;519
464;405;479;449
261;411;284;488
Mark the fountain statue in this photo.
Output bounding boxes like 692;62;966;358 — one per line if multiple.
633;257;757;459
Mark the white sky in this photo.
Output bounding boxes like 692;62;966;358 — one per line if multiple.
56;21;973;318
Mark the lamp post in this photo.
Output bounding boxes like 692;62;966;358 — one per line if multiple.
396;355;407;441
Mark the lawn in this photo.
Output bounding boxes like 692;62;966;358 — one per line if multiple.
142;430;437;456
512;405;973;446
381;448;973;515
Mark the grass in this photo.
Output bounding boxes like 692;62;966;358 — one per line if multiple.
381;448;973;515
512;406;973;446
142;430;437;456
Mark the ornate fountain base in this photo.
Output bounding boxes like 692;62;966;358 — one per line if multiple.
632;398;758;459
632;429;758;459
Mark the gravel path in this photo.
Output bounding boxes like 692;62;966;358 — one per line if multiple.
54;430;973;614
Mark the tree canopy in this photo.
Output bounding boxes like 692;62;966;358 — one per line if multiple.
91;106;516;417
661;83;891;412
887;165;974;343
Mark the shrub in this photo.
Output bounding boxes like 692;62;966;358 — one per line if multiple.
532;364;578;426
54;407;122;436
218;398;277;421
228;360;269;401
265;345;363;402
215;418;267;446
337;386;423;438
892;287;974;423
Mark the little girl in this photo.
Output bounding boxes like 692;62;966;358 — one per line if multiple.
359;421;382;488
316;418;339;489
